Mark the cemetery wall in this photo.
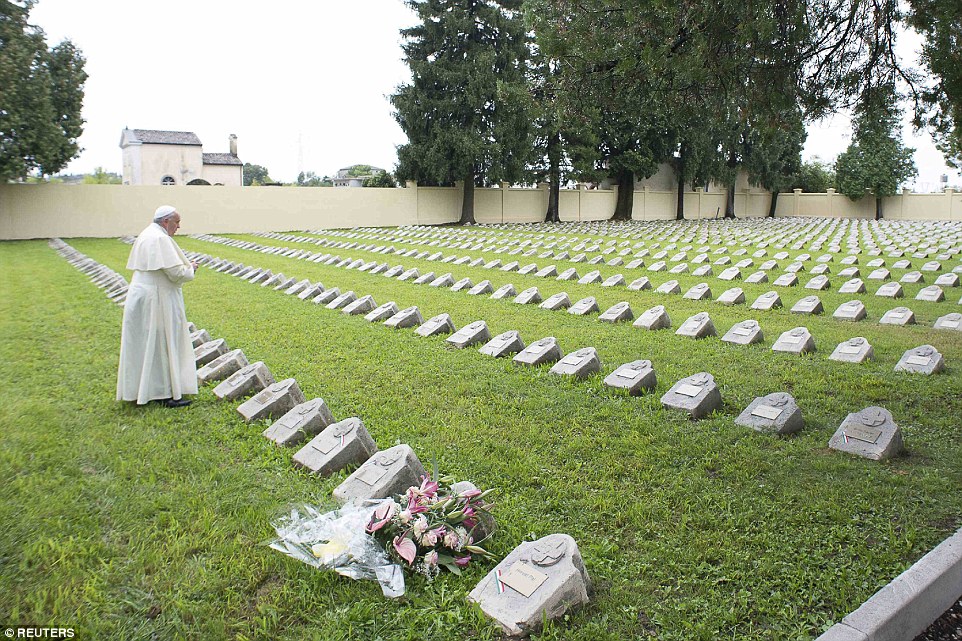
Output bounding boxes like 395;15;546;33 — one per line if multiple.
1;182;959;239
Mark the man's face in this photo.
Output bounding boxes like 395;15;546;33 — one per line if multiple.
162;214;181;235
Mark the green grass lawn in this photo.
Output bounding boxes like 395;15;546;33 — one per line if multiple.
1;224;961;640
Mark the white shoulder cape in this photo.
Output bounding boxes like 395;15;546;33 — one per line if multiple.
127;223;190;271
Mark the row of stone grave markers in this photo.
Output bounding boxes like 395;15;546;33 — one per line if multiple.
237;230;962;331
49;239;130;305
188;233;962;354
172;251;591;636
292;217;962;270
184;247;928;469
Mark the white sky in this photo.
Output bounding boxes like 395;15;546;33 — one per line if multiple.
29;0;962;191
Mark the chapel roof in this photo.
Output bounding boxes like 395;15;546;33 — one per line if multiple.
127;129;202;145
202;153;243;166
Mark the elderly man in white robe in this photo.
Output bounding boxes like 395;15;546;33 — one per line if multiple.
117;205;199;408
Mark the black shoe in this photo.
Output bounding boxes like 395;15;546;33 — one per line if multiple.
161;398;192;408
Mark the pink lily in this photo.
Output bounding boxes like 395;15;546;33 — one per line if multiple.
365;502;397;533
454;554;471;568
393;535;417;566
458;488;482;499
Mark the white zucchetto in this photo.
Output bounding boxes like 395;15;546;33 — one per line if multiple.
153;205;177;222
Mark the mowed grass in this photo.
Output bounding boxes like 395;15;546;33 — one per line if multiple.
0;227;959;641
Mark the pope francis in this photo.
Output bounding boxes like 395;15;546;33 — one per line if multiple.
117;205;199;408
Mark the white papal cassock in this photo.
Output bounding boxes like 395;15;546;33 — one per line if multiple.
117;222;198;404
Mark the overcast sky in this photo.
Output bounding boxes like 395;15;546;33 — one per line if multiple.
29;0;962;191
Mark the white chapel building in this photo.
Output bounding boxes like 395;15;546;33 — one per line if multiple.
119;128;243;186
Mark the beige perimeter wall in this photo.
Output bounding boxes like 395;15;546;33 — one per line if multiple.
1;183;960;240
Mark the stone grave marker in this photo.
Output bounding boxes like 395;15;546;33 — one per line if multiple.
468;280;494;295
661;372;722;419
194;338;229;368
515;287;543;305
415;313;456;337
213;361;275;401
291;417;378;476
934;312;962;332
491;284;517;300
634;305;671;330
273;277;297;291
446;320;491;349
412;271;437;285
429;273;455;288
599;301;633;323
735;392;803;434
892;259;911;269
828;407;903;461
772;327;815;354
549;347;601;379
691;265;713;277
809;264;830;275
656;280;681;295
935;273;960;287
480;330;525;358
916;285;945;302
513;337;563;366
773;273;799;287
397;267;420;282
237;378;307;423
921;261;942;272
745;271;769;284
500;261;520;272
263;398;335;447
189;329;212;348
451;277;474;292
805;275;830;290
519;263;539;275
717;287;745;305
829;336;874;363
540;292;571;311
868;268;891;280
312;288;341;305
298;283;325;301
365;301;399;323
750;291;782;311
332;444;427;504
556;267;579;281
568;296;599;316
875;282;904;298
759;260;779;271
648;261;667;272
676;312;716;339
482;259;502;270
791;295;824;315
603;360;656;395
718;267;741;281
833;300;867;322
879;306;915;326
326;291;358;310
384;306;424;329
197;349;249;385
683;283;712;301
721;319;764;346
535;265;558;278
839;278;866;294
468;534;590;638
627;277;652;291
714;256;732;266
384;265;404;278
601;274;626;287
342;295;377;316
577;270;602;285
284;279;311;296
262;273;286;288
668;263;689;274
901;271;925;284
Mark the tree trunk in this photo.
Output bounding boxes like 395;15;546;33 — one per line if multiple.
611;169;634;221
675;171;685;220
875;196;882;221
459;173;476;225
724;184;736;218
544;131;561;222
768;191;779;218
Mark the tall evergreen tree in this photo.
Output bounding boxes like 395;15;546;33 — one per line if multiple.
0;0;86;181
835;87;917;220
392;0;531;224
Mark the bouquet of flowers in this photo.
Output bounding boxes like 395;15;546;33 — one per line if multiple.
268;472;495;598
365;473;495;579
